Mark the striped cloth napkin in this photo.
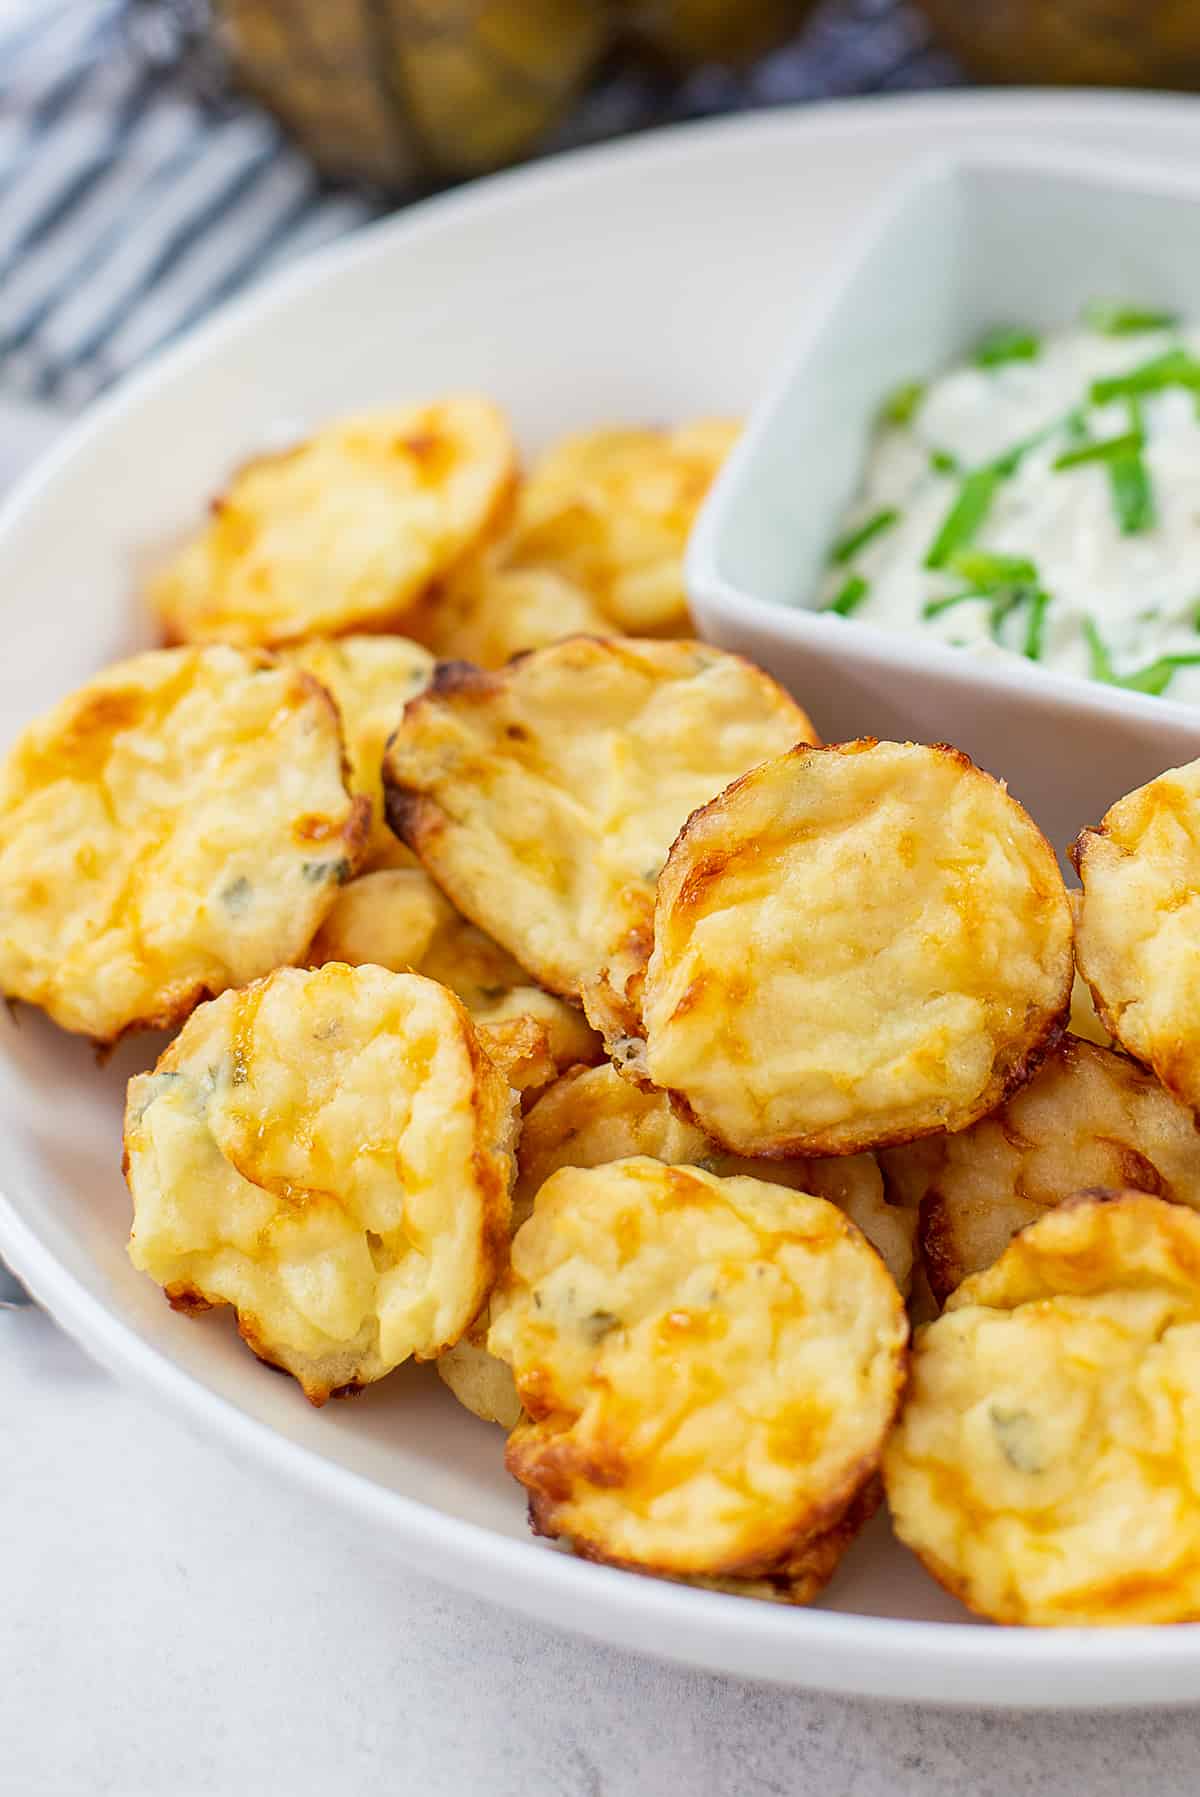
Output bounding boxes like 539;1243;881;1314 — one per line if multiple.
0;0;958;412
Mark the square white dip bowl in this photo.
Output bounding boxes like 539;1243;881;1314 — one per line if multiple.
689;145;1200;855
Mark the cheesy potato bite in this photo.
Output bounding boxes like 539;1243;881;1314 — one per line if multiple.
1074;758;1200;1112
638;739;1072;1158
439;1064;913;1429
124;963;518;1405
512;1063;915;1287
383;636;814;1046
281;636;432;868
308;867;602;1099
885;1191;1200;1626
435;1318;525;1431
675;1482;881;1606
891;1035;1200;1303
502;420;740;634
408;562;607;669
0;646;368;1043
489;1158;907;1577
148;397;516;647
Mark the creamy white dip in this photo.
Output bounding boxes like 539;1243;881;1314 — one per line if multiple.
819;313;1200;704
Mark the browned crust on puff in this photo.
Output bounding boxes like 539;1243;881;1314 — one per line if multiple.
654;1010;1068;1164
140;968;516;1410
917;1192;959;1308
632;1478;882;1606
644;738;1070;1159
917;1040;1181;1306
507;1323;908;1580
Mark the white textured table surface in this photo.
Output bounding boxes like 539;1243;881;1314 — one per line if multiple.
3;400;1200;1797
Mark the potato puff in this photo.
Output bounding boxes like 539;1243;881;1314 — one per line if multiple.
502;420;740;634
437;1063;915;1430
510;1064;916;1288
885;1191;1200;1625
308;867;602;1101
880;1035;1200;1304
406;561;608;669
489;1158;907;1579
672;1482;882;1607
124;963;518;1405
636;739;1072;1157
281;636;432;869
148;397;516;648
0;646;368;1044
382;636;814;1050
1074;757;1200;1111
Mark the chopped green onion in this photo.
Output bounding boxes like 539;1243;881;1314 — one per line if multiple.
1119;654;1200;696
1081;619;1200;693
1107;449;1155;534
924;469;1000;568
829;506;899;565
1090;348;1200;405
881;381;924;426
1022;590;1050;661
827;574;869;616
947;549;1037;588
1052;430;1143;470
974;326;1040;368
1083;617;1117;683
1083;300;1180;336
929;448;958;474
988;586;1028;644
922;589;990;620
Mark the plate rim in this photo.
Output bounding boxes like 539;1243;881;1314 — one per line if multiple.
6;87;1200;1704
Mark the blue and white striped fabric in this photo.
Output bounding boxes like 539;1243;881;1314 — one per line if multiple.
0;0;376;407
0;0;957;413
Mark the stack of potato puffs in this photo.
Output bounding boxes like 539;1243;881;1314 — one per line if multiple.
4;393;1200;1628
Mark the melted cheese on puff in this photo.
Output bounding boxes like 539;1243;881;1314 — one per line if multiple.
639;738;1073;1157
885;1192;1200;1625
489;1157;907;1576
125;963;518;1404
0;646;367;1042
383;636;814;1047
148;397;516;646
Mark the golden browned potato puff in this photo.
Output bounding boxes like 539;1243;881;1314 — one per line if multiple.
410;421;740;660
124;964;518;1405
0;646;368;1044
671;1482;882;1607
886;1035;1200;1304
148;397;516;647
885;1191;1200;1626
382;636;814;1049
512;1063;916;1287
438;1063;914;1429
281;636;433;869
1074;757;1200;1111
308;867;602;1102
508;422;739;634
489;1158;908;1580
637;739;1073;1158
406;563;608;670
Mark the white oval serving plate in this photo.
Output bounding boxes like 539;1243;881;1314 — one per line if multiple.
6;92;1200;1708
